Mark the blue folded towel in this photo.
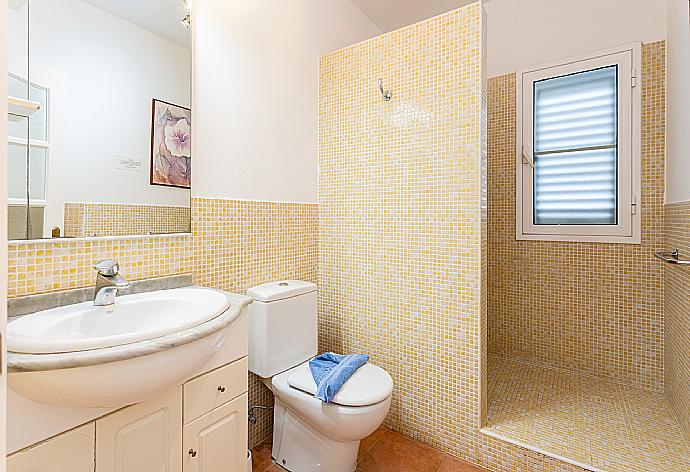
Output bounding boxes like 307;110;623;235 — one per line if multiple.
308;352;369;403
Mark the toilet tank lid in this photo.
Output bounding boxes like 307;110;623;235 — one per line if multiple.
247;281;317;302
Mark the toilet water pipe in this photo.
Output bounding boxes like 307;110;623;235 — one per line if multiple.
248;405;274;424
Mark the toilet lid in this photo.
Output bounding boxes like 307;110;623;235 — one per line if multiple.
287;361;393;407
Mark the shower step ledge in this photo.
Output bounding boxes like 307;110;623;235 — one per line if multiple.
480;427;605;472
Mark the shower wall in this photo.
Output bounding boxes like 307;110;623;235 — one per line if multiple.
319;0;488;457
487;42;667;391
320;2;489;450
318;4;627;470
663;200;690;441
318;5;586;471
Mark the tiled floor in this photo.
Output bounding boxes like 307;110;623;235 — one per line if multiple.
485;357;690;472
251;427;489;472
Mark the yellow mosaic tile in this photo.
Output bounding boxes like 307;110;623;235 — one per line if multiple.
487;42;667;391
63;202;190;238
319;1;486;452
7;234;192;298
663;200;690;443
317;5;558;472
486;357;690;472
190;197;318;448
316;4;636;471
63;203;84;238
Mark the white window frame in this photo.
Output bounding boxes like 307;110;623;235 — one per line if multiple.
516;44;642;244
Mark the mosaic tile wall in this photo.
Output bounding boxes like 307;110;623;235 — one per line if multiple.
63;202;191;238
7;234;192;298
7;196;316;448
663;200;690;442
319;5;582;471
320;3;486;448
487;42;666;391
190;197;318;448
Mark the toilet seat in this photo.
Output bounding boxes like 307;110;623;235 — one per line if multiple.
286;361;393;406
271;362;393;445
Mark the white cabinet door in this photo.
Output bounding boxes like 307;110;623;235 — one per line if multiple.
183;393;247;472
96;387;182;472
7;423;95;472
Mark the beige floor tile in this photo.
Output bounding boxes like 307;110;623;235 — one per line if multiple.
251;439;274;472
357;429;445;472
437;455;489;471
358;427;386;460
485;357;690;472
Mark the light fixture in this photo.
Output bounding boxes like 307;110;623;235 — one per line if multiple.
181;0;191;29
181;14;191;29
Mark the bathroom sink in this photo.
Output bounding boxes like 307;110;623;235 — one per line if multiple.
8;288;230;354
7;288;249;408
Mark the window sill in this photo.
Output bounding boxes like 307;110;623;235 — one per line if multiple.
516;233;641;244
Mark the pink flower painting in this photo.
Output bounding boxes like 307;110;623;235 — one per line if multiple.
150;99;191;188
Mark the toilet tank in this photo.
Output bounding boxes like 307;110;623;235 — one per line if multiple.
247;281;318;378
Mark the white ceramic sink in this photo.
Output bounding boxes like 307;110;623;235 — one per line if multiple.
7;287;248;408
8;288;230;354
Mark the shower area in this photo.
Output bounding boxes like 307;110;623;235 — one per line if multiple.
318;3;689;471
483;43;690;472
318;2;492;465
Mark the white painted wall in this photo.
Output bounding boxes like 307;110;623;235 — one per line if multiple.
484;0;667;77
485;0;677;199
665;0;690;203
8;0;191;235
192;0;381;203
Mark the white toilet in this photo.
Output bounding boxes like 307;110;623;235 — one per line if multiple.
247;281;393;472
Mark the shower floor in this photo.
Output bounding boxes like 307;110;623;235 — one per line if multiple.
484;357;690;472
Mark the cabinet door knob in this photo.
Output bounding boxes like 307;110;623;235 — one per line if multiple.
188;449;197;458
217;386;226;393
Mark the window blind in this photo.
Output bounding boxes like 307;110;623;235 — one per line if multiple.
533;66;618;225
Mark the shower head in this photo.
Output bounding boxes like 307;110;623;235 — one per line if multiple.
378;78;392;102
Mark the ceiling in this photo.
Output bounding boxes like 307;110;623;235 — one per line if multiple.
350;0;476;33
79;0;477;49
81;0;190;46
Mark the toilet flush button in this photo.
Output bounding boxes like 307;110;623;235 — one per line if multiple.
278;282;289;286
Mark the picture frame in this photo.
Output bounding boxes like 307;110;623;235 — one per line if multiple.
150;98;191;189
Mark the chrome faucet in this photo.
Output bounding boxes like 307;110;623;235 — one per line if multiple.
93;260;130;306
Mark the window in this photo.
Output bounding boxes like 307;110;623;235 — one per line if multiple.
516;45;641;243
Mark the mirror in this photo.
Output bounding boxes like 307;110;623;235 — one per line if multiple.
7;0;192;240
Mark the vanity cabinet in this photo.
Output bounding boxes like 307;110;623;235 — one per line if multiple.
8;357;249;472
184;358;248;423
7;424;95;472
96;386;183;472
183;393;248;472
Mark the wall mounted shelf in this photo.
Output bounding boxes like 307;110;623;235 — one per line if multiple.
8;96;41;122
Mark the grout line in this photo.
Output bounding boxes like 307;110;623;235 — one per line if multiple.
616;381;641;468
662;393;690;450
356;427;385;467
486;357;690;471
433;455;445;472
371;428;490;472
480;427;607;472
489;355;663;393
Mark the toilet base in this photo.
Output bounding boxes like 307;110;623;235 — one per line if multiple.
271;397;359;472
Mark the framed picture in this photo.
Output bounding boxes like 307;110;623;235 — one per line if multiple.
150;99;191;189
